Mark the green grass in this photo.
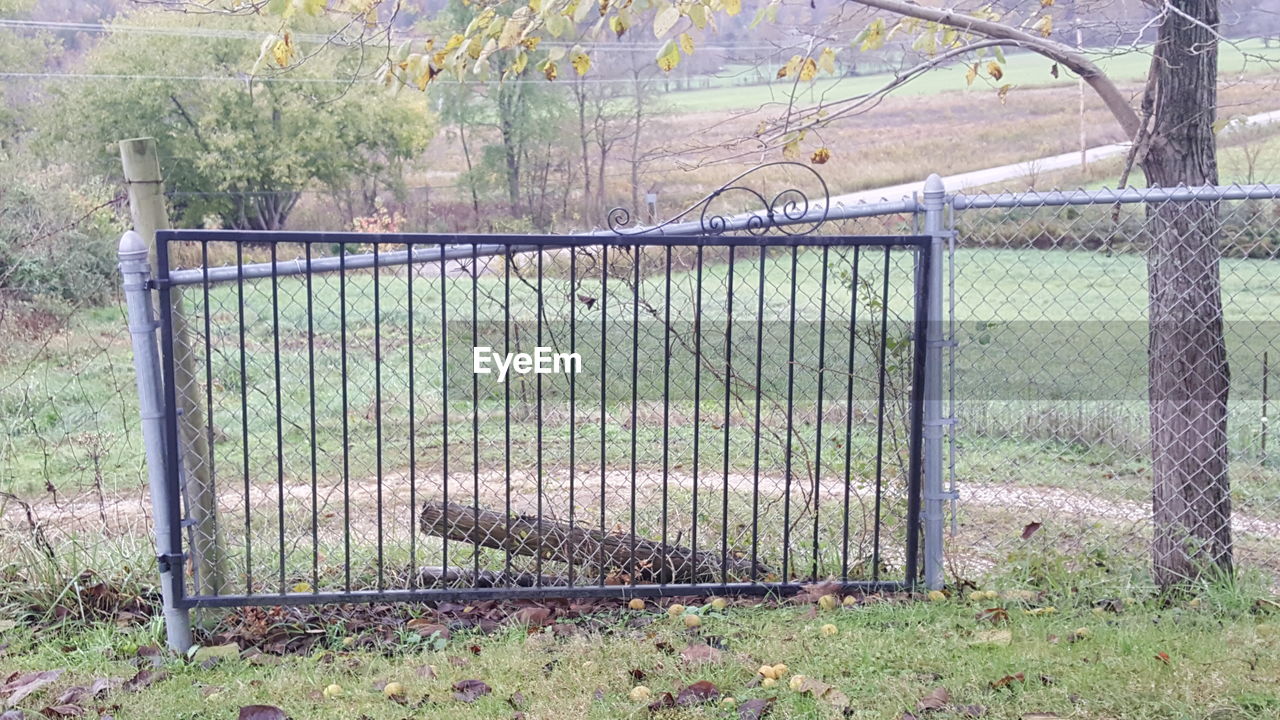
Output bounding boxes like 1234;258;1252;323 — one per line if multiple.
2;583;1279;719
663;39;1280;112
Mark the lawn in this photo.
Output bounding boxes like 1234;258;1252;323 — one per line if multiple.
2;579;1279;719
662;40;1280;113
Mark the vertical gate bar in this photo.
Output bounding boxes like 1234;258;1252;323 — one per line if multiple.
536;249;545;586
630;243;640;585
903;240;933;590
503;246;513;579
813;245;830;580
407;242;417;588
340;246;352;592
568;248;577;589
750;245;766;580
781;247;799;582
840;248;862;582
118;231;192;652
471;243;481;581
691;244;703;573
870;247;891;582
271;243;285;594
598;245;608;586
199;240;217;595
947;215;958;536
439;242;450;578
306;243;319;592
922;174;947;590
720;246;736;584
661;246;672;583
374;242;385;590
237;242;252;594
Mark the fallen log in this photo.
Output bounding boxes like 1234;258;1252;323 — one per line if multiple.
420;501;770;584
415;566;565;588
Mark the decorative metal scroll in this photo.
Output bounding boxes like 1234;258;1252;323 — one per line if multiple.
607;161;830;236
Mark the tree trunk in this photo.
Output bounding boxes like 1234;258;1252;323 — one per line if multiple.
1142;0;1232;588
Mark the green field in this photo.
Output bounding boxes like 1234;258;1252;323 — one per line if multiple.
664;39;1280;112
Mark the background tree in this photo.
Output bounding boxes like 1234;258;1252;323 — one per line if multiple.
43;9;433;231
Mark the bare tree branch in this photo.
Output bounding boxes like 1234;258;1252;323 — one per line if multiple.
850;0;1143;139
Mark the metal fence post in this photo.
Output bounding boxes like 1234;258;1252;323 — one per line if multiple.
922;174;948;590
120;137;227;600
119;230;193;653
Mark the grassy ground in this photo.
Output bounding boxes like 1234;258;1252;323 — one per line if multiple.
2;578;1279;719
662;40;1280;113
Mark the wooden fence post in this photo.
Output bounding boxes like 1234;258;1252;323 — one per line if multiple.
120;137;228;601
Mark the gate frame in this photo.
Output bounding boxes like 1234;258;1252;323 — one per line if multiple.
120;175;948;653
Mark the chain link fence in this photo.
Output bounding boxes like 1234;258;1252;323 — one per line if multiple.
944;184;1280;588
4;179;1280;607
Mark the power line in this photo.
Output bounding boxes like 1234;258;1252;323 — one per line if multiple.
0;18;789;53
0;70;767;87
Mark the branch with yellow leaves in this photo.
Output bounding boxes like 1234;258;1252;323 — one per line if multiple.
848;0;1142;139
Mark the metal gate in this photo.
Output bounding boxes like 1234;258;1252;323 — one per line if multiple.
120;169;931;645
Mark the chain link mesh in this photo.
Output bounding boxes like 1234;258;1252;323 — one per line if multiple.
945;185;1280;588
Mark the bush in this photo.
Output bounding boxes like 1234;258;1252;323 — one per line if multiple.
0;158;126;309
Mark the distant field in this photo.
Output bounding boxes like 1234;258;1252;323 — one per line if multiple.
664;39;1280;113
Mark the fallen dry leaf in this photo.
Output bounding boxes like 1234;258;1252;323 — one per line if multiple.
916;686;950;711
793;676;849;708
976;607;1010;625
675;680;720;706
680;643;723;665
1021;522;1043;539
2;670;64;708
38;704;85;718
122;669;167;692
452;679;491;703
1155;651;1171;665
990;673;1025;690
237;706;286;720
738;697;774;719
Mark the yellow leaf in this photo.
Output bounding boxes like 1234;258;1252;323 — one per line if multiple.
987;61;1003;81
571;50;591;75
528;0;541;11
499;16;526;49
810;147;831;165
521;36;541;50
998;83;1013;104
291;581;313;593
511;50;528;75
656;39;681;72
965;62;978;86
678;32;695;55
543;60;558;80
799;56;818;82
271;31;295;67
688;3;708;29
723;0;741;16
776;54;802;79
1041;0;1054;6
858;17;886;51
653;4;681;38
610;15;628;37
1033;14;1053;37
817;47;837;74
599;0;609;15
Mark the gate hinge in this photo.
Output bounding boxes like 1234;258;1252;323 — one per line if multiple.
156;552;186;574
925;490;960;501
923;417;957;428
